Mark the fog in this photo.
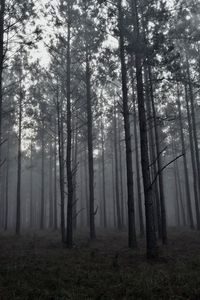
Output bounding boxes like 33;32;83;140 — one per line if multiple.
0;0;200;299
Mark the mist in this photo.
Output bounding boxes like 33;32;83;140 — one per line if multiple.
0;0;200;299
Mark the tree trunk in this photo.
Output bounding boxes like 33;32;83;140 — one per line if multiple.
16;69;23;235
148;66;167;244
113;104;122;230
184;84;198;229
118;119;125;228
177;84;194;228
30;140;34;228
4;130;10;231
118;0;137;248
86;48;96;240
54;121;57;230
0;0;5;150
186;62;200;229
56;80;65;242
49;137;53;228
133;91;145;237
66;6;74;247
101;116;107;228
40;119;45;230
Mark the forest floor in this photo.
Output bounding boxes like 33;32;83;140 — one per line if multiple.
0;229;199;300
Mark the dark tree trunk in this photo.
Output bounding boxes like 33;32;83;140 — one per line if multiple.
177;85;194;229
111;150;117;228
186;62;200;229
54;122;57;230
148;66;167;244
101;116;107;228
133;92;145;237
113;104;122;230
40;119;45;231
86;48;96;240
4;131;10;231
130;0;157;257
72;117;78;230
16;70;23;235
172;142;181;227
118;119;125;228
184;84;198;229
118;0;137;248
30;140;34;228
49;137;53;228
0;0;5;149
175;159;186;227
56;81;65;242
84;144;89;227
66;7;74;247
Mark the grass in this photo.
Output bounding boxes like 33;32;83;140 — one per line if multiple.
0;229;199;299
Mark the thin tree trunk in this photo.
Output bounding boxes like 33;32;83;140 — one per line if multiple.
177;85;194;228
0;0;5;150
16;68;23;235
84;144;89;227
186;62;200;229
54;121;57;230
49;137;53;228
101;116;107;228
30;140;33;228
113;104;122;230
66;4;74;247
40;119;45;230
118;120;125;228
130;0;157;256
175;159;186;226
72;117;78;230
133;92;145;237
4;131;10;231
56;80;65;242
172;142;181;227
148;66;167;244
86;48;96;240
118;0;137;248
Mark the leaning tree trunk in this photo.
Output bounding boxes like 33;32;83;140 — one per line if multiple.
118;0;137;248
